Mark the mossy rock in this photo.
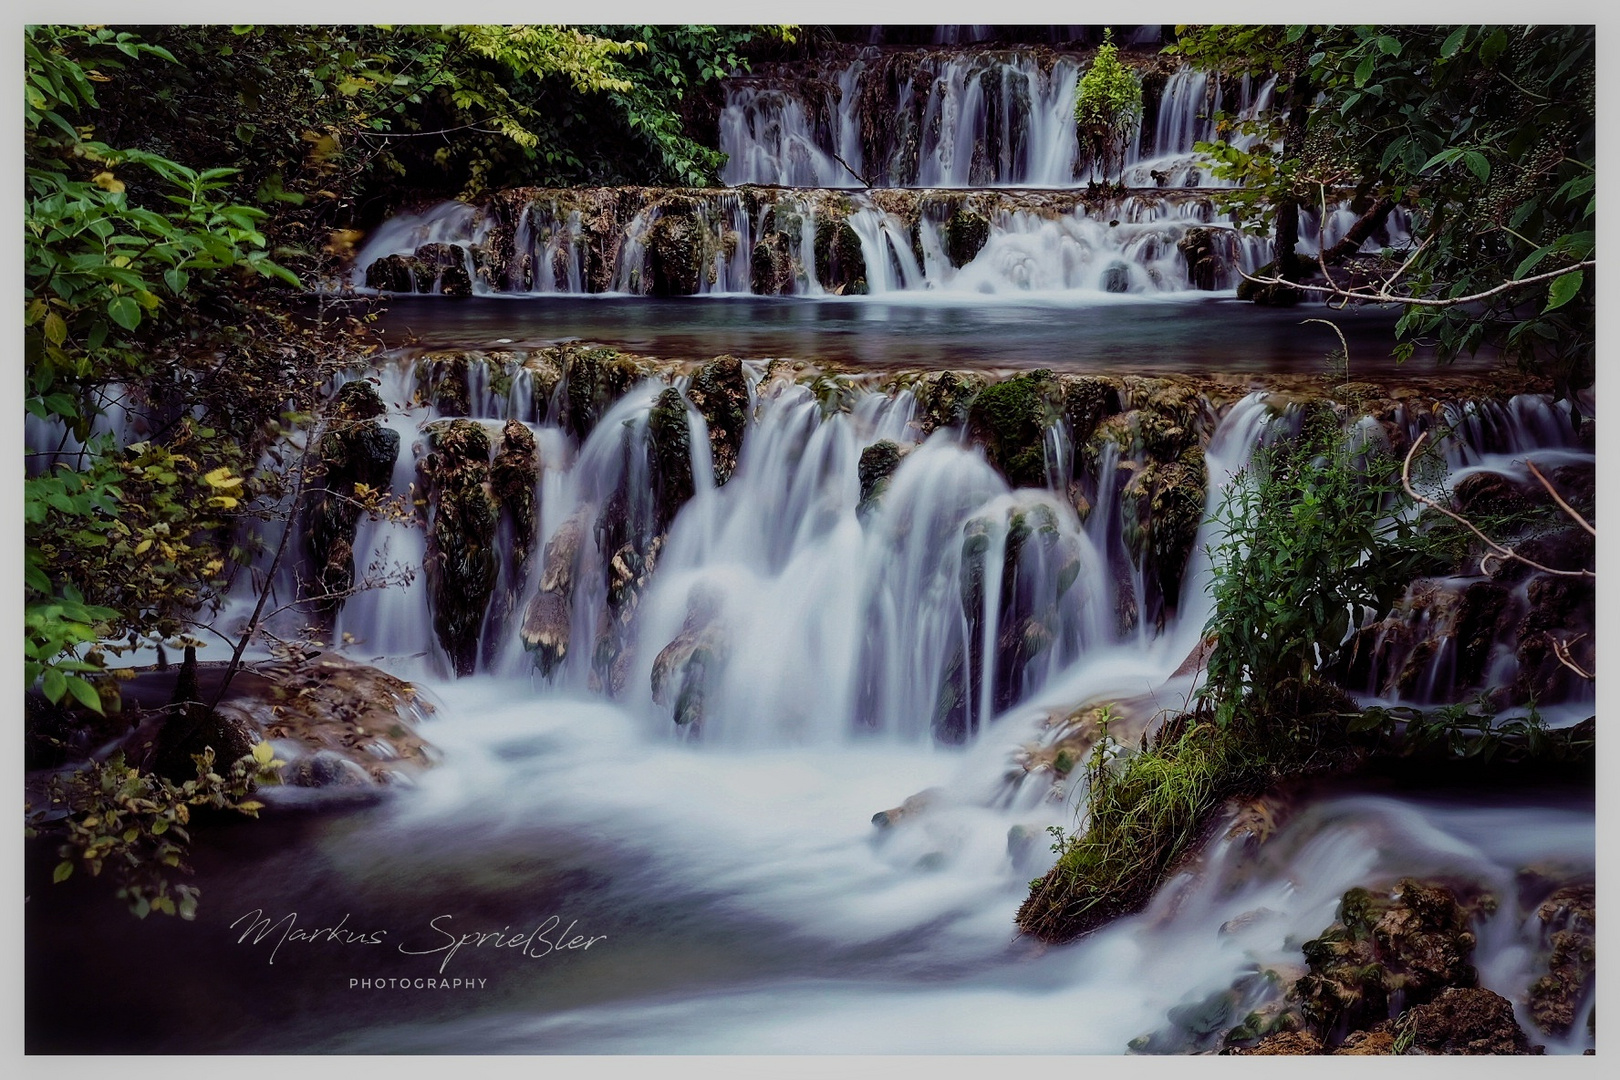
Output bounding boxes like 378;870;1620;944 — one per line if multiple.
750;234;795;295
858;439;905;511
489;419;540;566
414;354;472;417
648;211;703;296
647;387;695;532
305;379;400;615
420;418;498;676
1177;226;1234;290
966;369;1063;489
914;370;986;435
1237;263;1302;306
561;346;640;441
944;207;991;267
1399;987;1532;1055
1060;375;1123;450
1295;879;1480;1043
814;218;867;294
687;356;750;485
1527;882;1595;1037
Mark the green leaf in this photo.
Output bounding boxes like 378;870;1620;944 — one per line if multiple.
1463;151;1490;184
53;861;74;883
41;667;67;703
1545;270;1584;312
1440;27;1467;58
66;676;105;714
107;295;141;330
1354;54;1376;88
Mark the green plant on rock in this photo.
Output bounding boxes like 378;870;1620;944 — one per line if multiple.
28;742;286;919
1075;29;1143;180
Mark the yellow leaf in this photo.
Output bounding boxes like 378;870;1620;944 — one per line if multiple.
43;312;67;345
133;539;152;556
207;496;239;510
251;741;274;765
26;299;47;325
92;171;126;193
135;290;161;310
203;467;243;489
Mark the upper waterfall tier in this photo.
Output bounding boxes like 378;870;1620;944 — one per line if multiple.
718;50;1275;189
348;185;1411;300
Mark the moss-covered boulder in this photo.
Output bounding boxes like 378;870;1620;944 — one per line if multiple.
420;419;498;676
944;207;991;267
966;369;1063;489
750;233;796;295
414;353;472;417
364;243;472;296
687;356;750;485
1060;375;1123;451
304;380;400;615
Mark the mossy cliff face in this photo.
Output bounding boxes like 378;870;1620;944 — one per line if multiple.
966;369;1064;488
304;380;401;616
686;356;750;485
419;418;499;676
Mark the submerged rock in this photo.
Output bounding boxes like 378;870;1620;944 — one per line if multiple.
650;590;728;730
857;439;906;511
943;207;990;267
365;243;472;296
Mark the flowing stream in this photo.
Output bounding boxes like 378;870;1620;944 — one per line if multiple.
25;34;1595;1057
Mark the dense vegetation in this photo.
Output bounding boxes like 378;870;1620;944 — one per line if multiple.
1172;24;1595;411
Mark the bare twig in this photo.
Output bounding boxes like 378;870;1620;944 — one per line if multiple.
1238;259;1595;308
1401;431;1594;579
1552;634;1593;681
1526;460;1595;537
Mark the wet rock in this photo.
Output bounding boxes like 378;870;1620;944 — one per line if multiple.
1177;226;1235;290
814;216;867;295
871;788;939;829
1400;987;1532;1055
648;208;703;296
414;353;472;416
286;749;373;788
520;506;589;677
1493;525;1593;583
365;245;472;296
1527;883;1595;1037
1451;471;1534;521
1295;879;1479;1042
1059;375;1123;451
647;387;695;532
1452;581;1511;690
1236;263;1301;306
148;702;256;784
944;207;990;267
966;369;1062;488
914;370;985;435
687;356;750;485
489;420;540;567
1101;261;1132;293
561;345;642;441
305;380;401;615
858;439;905;511
1333;1022;1396;1054
750;234;795;295
420;419;498;676
650;591;728;730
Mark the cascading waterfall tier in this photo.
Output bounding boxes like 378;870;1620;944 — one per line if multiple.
278;346;1594;745
350;185;1304;298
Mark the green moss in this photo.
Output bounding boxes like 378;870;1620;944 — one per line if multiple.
967;370;1062;488
688;356;749;485
647;387;694;532
944;207;991;267
421;418;498;676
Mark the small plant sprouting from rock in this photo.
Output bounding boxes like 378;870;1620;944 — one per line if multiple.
28;742;286;919
1075;29;1143;180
